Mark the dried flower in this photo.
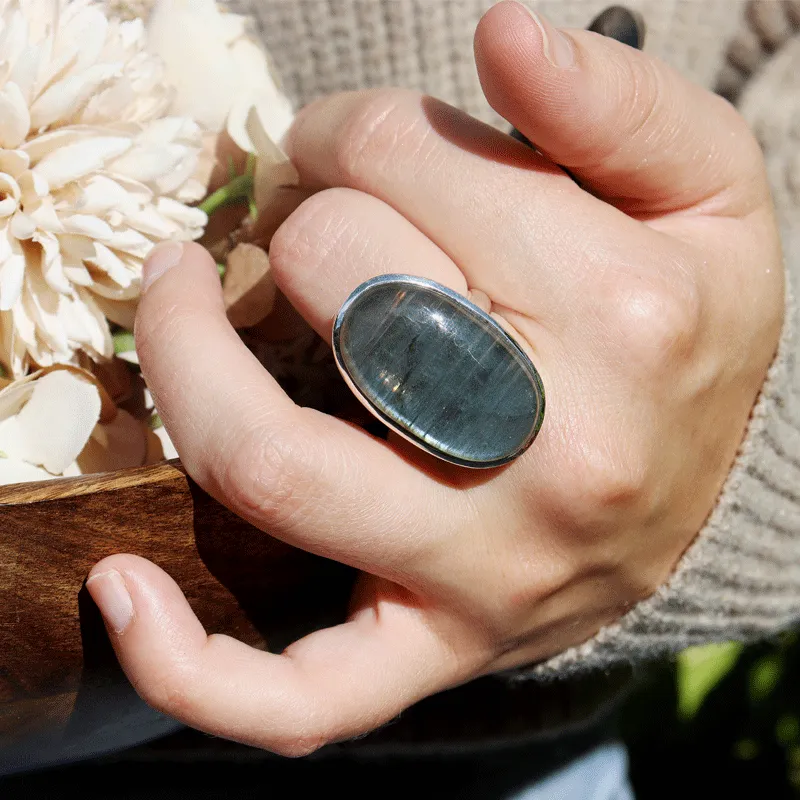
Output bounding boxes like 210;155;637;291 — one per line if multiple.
0;364;157;482
148;0;298;215
147;0;293;146
0;0;208;377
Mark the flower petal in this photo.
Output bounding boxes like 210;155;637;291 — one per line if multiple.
29;63;123;131
85;242;134;289
147;0;246;132
62;214;113;239
0;239;26;311
33;230;71;294
69;174;138;215
156;197;207;230
33;136;132;189
123;206;180;238
108;142;187;184
0;172;20;217
223;243;275;329
75;408;147;474
153;423;178;460
0;458;54;484
10;212;35;240
0;82;30;149
103;227;152;258
0;148;30;177
0;369;101;474
0;370;36;418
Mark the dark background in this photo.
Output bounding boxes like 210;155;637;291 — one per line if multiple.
4;633;800;799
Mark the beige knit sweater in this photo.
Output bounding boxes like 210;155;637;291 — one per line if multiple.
230;0;800;679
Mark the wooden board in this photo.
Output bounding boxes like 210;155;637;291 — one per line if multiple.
0;460;629;774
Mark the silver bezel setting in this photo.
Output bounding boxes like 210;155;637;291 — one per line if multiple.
332;274;546;469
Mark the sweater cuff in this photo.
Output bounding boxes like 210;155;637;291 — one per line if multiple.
517;274;800;680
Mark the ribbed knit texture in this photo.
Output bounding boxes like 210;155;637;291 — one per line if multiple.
232;0;747;128
229;0;800;678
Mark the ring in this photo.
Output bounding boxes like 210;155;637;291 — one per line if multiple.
332;275;545;468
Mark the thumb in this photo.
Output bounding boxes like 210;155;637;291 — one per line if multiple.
474;1;768;216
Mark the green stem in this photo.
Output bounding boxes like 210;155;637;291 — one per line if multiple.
198;173;255;217
113;330;136;355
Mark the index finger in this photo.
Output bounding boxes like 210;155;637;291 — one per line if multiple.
134;242;451;577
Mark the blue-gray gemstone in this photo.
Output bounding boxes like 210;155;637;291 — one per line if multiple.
332;275;545;468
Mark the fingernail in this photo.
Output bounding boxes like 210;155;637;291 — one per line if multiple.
142;241;184;293
521;6;576;68
87;569;134;634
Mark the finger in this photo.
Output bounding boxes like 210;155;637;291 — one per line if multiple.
282;87;620;321
134;242;453;576
87;556;478;754
270;187;467;343
474;1;769;215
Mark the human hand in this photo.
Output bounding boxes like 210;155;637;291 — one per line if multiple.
87;1;784;754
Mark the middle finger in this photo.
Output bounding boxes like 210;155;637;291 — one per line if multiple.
284;88;615;323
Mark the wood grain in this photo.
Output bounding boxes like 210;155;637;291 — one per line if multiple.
0;460;629;773
0;460;355;772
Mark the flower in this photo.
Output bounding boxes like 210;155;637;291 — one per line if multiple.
0;364;160;482
147;0;293;146
0;0;209;377
147;0;298;212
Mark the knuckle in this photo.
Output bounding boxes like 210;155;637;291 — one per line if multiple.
218;417;314;530
603;272;701;370
560;438;649;520
579;453;646;515
134;662;197;721
334;88;427;184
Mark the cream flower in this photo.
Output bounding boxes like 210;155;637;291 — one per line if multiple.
147;0;293;144
0;364;158;483
148;0;298;209
0;0;208;377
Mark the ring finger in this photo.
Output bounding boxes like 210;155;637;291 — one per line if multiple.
284;88;632;327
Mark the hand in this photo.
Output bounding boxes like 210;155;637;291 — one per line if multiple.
87;1;784;755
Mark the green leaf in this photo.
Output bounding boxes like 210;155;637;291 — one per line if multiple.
147;413;164;431
217;262;226;280
776;715;800;745
112;330;136;355
733;738;760;761
677;641;744;720
749;654;783;703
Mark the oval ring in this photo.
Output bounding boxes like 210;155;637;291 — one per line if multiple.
332;275;545;469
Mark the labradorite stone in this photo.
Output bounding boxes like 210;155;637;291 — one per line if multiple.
334;277;545;468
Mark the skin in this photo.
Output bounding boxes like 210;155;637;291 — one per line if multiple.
87;2;784;756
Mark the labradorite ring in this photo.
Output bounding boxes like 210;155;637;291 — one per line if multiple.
332;275;545;469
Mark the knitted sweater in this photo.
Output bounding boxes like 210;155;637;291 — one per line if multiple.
229;0;800;679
